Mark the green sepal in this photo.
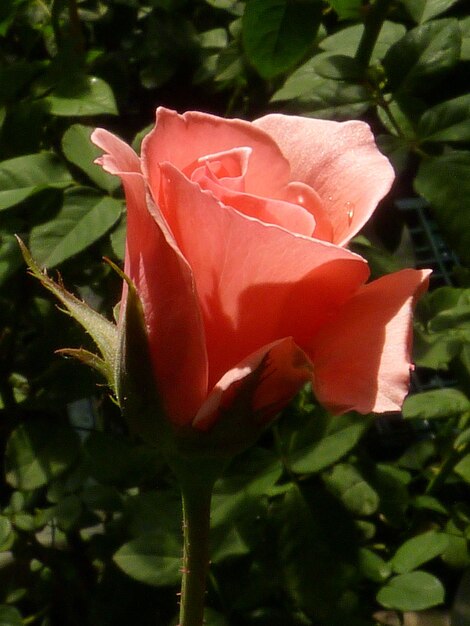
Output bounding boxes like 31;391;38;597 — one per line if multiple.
17;237;118;389
112;258;172;446
56;348;112;385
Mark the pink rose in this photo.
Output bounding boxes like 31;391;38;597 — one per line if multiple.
92;108;429;430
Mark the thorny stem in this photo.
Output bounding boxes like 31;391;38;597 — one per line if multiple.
178;481;214;626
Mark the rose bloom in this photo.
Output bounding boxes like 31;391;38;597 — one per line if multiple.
92;108;429;430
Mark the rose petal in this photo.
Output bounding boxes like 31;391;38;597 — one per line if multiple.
159;162;369;390
91;130;208;426
92;128;141;175
193;337;313;430
309;269;431;414
191;146;251;192
141;107;292;201
281;182;333;241
253;115;395;245
197;172;316;236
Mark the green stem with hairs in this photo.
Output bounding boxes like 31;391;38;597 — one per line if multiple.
177;477;215;626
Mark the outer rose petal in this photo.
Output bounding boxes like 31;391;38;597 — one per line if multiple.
193;337;313;430
253;114;395;246
92;129;141;175
141;107;292;201
91;129;208;426
309;269;431;414
159;162;369;389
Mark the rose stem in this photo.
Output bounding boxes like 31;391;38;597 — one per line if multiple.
178;481;213;626
355;0;392;68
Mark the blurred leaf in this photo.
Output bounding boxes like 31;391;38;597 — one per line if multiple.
125;490;181;537
423;286;470;319
0;153;72;211
358;548;392;582
204;608;228;626
271;54;330;101
287;411;369;474
320;21;407;60
323;463;379;516
0;101;48;157
0;233;23;286
49;495;83;531
212;448;282;525
62;125;120;193
377;571;445;610
430;306;470;332
398;440;437;471
271;52;371;117
242;0;322;78
376;135;411;173
205;0;242;13
211;524;250;563
44;76;118;116
383;19;461;93
0;606;22;626
441;531;470;568
214;42;244;82
414;152;470;264
29;187;122;267
113;531;181;586
412;495;448;515
199;28;228;49
413;326;462;370
0;61;43;103
140;56;177;89
315;54;363;81
326;0;362;20
371;465;410;527
418;94;470;143
276;483;358;620
110;217;126;260
81;485;123;513
85;432;162;487
391;531;449;574
460;16;470;60
351;235;408;278
401;0;460;23
5;420;81;491
0;516;13;550
403;389;470;420
454;454;470;484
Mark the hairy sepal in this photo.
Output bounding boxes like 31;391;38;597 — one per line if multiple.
17;238;118;389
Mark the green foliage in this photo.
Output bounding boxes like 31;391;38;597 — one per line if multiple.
1;0;470;625
113;531;182;586
0;153;72;211
29;189;123;267
5;420;81;490
415;153;470;265
242;0;322;78
376;571;445;611
382;19;461;93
